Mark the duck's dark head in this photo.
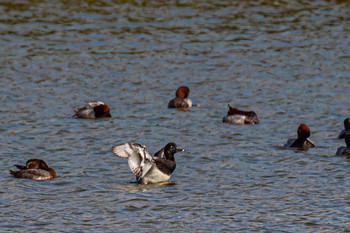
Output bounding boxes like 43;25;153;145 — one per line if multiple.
297;123;311;140
38;160;50;170
26;159;48;169
246;111;259;124
34;159;57;177
164;142;184;160
94;104;111;118
344;118;350;130
175;86;190;98
48;167;58;178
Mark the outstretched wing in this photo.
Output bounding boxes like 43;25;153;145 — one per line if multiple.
112;142;154;181
112;142;137;159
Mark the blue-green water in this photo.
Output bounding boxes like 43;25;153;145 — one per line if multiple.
1;1;350;232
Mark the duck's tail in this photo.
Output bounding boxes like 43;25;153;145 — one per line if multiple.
9;170;18;176
14;165;27;170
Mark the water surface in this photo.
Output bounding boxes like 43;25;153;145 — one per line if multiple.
1;0;350;232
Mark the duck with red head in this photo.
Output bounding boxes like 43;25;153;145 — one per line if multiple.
223;104;259;125
338;118;350;139
336;134;350;155
168;86;193;109
10;159;58;180
284;124;315;149
72;101;111;119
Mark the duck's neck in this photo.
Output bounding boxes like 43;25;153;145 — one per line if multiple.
164;153;175;161
346;142;350;149
158;159;176;175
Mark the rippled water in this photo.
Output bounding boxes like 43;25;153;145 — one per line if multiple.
1;0;350;232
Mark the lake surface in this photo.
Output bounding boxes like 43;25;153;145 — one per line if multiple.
1;0;350;232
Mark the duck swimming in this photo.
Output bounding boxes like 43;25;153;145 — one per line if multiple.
284;123;315;149
10;159;58;180
112;142;184;184
338;118;350;139
72;101;111;119
168;86;193;109
336;133;350;155
223;104;259;125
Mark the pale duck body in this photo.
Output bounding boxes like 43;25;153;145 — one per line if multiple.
168;98;193;109
223;104;259;125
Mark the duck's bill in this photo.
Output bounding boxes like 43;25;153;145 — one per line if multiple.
177;148;185;152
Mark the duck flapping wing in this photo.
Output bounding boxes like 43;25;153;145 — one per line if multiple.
112;142;155;181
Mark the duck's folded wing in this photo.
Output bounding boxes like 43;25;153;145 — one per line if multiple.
72;106;88;117
306;139;315;147
74;103;91;114
87;101;104;108
336;146;346;155
10;169;51;180
73;101;104;115
283;138;295;148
